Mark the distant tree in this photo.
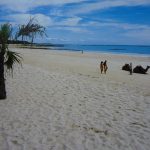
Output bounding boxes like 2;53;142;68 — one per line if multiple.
15;25;28;43
30;23;46;47
0;24;22;99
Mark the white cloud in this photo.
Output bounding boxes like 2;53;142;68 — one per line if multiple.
68;0;150;15
0;0;86;12
7;14;53;27
6;13;83;27
55;26;89;33
58;17;82;26
79;20;150;44
81;19;150;31
99;22;150;30
65;27;87;32
101;21;150;44
124;28;150;43
2;0;149;14
49;9;63;17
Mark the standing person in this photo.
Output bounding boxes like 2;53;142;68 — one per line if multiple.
129;62;132;75
100;61;103;74
103;60;108;74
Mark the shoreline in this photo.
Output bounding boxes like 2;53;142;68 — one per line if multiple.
84;50;150;57
9;44;150;58
59;49;150;58
40;48;150;58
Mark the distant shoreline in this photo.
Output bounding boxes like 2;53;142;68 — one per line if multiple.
9;44;150;57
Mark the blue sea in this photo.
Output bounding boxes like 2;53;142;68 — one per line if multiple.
47;44;150;56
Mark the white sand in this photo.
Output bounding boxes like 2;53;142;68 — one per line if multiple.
0;48;150;150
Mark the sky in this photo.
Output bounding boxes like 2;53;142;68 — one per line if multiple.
0;0;150;45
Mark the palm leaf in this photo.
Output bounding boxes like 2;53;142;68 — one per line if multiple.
16;17;47;44
4;50;23;75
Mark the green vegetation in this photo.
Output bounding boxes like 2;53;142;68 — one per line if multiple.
0;24;22;99
16;17;46;46
0;18;46;99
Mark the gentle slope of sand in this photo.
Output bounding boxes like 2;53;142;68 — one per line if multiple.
0;48;150;150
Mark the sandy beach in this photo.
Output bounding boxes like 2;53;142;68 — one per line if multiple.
0;48;150;150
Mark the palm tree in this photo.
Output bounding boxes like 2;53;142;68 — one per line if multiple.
29;23;46;47
0;23;22;100
16;18;46;46
15;24;30;43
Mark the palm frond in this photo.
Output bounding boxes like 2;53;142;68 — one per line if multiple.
4;50;23;75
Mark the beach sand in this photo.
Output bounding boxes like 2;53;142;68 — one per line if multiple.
0;48;150;150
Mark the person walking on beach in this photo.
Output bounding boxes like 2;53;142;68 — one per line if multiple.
100;61;104;74
103;60;108;74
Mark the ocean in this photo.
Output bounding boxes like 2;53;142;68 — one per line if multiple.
46;44;150;56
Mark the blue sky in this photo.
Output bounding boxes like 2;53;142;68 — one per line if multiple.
0;0;150;45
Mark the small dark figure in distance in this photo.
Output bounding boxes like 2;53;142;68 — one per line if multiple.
133;65;150;74
100;61;103;74
103;60;108;74
129;63;132;75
